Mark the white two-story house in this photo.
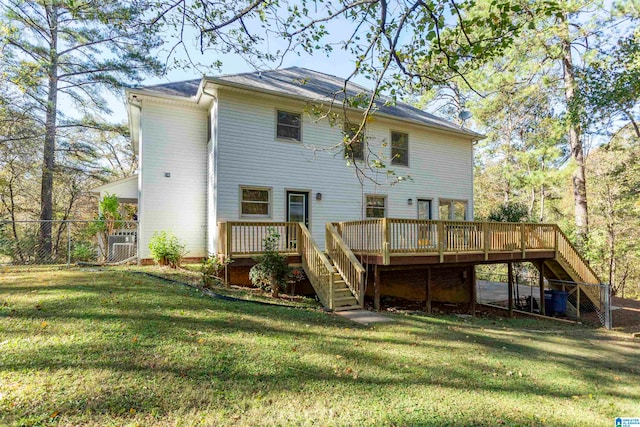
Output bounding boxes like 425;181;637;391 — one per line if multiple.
95;67;603;315
97;67;481;262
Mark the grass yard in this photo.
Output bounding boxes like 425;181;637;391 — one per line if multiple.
1;266;639;426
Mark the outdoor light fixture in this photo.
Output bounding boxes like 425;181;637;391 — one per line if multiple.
407;198;413;205
316;192;322;201
164;172;171;178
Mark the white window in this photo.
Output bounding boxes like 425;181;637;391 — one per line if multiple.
276;110;301;141
439;199;468;221
240;187;271;217
391;131;409;166
366;195;386;218
344;122;364;160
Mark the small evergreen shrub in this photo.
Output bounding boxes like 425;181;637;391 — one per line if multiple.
149;231;187;268
201;255;233;287
249;228;293;297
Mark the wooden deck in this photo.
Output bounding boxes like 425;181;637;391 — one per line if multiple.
217;219;603;312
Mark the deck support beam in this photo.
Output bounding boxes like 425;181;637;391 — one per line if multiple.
539;261;545;316
508;262;514;318
374;265;381;311
471;266;477;317
426;268;432;314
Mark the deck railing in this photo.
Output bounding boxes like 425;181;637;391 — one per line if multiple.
298;224;335;309
334;218;558;262
217;219;602;308
217;221;299;257
555;228;600;284
326;223;366;305
336;219;384;254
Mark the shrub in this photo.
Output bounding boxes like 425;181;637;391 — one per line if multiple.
249;228;292;297
487;202;530;223
201;255;233;288
71;242;97;262
149;231;187;268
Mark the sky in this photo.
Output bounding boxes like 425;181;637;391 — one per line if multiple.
108;17;374;123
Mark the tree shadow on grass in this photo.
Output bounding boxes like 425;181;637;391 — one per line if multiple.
2;269;639;426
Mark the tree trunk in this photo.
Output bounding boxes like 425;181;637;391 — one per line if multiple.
622;110;640;139
38;5;59;261
539;183;545;223
6;178;25;263
560;14;589;246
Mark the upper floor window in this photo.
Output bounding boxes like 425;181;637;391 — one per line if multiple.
391;131;409;166
344;122;364;160
241;187;271;217
276;110;301;141
366;195;386;218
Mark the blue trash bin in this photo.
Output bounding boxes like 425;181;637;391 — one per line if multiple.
553;290;569;316
544;290;553;316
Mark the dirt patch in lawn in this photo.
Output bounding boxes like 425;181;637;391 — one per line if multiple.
612;295;640;333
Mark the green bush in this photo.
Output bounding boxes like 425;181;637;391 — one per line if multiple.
487;202;531;223
71;242;97;262
201;255;233;288
149;231;187;268
249;228;299;297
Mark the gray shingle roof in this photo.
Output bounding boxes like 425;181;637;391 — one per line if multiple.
134;67;480;138
135;79;201;97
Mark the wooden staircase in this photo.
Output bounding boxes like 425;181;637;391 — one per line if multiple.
297;223;364;312
540;227;603;310
327;270;361;311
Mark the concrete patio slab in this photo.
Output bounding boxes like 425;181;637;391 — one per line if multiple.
335;310;394;325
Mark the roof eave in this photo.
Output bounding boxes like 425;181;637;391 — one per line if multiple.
90;174;138;194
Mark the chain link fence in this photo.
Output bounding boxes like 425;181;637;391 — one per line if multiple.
476;268;612;329
0;220;138;266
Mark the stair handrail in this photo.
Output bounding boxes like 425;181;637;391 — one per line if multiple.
326;223;366;305
297;223;335;310
554;225;601;284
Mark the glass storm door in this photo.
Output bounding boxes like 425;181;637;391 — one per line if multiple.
287;192;309;227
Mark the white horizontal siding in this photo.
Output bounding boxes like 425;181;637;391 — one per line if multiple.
215;90;474;249
139;100;208;259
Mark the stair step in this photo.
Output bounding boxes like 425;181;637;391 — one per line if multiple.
334;305;362;312
333;288;353;295
333;296;358;303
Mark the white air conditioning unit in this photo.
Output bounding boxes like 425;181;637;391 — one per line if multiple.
107;234;136;262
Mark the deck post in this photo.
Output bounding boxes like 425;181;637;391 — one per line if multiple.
554;225;559;260
539;261;545;316
374;265;381;311
382;218;391;265
508;262;514;318
438;222;445;263
576;285;580;319
329;270;334;311
521;224;526;259
426;268;432;314
224;222;232;287
471;266;477;317
483;222;489;261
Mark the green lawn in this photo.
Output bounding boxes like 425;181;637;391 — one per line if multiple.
0;266;638;426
